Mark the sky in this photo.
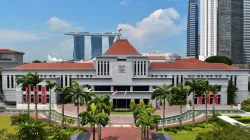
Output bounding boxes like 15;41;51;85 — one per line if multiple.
0;0;188;62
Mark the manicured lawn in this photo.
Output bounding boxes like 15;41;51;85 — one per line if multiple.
0;116;16;133
162;128;212;140
111;111;133;114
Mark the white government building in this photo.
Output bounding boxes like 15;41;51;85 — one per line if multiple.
1;39;248;109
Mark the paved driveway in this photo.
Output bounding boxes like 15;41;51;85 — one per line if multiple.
110;115;134;124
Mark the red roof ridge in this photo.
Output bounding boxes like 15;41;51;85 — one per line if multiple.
0;49;24;54
12;62;94;70
104;39;140;55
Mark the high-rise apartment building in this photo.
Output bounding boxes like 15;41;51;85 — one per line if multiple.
73;36;85;60
199;0;218;61
217;0;243;64
244;0;250;64
187;0;199;58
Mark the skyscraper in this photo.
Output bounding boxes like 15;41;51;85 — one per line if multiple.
187;0;199;58
108;36;115;48
199;0;218;61
91;36;102;59
217;0;243;64
73;36;85;60
244;0;250;64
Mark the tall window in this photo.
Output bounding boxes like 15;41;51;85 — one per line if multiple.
101;61;103;75
11;75;14;88
65;76;67;86
97;61;100;75
172;75;174;85
39;95;42;103
46;95;49;103
31;95;34;103
61;75;63;87
176;75;179;85
7;75;9;88
234;75;237;86
107;61;110;75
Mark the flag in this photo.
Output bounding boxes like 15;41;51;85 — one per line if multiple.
118;28;122;32
124;90;127;96
112;90;117;95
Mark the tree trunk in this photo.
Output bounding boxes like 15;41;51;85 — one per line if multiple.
93;126;96;140
27;86;30;116
141;127;143;140
180;104;182;129
61;94;65;128
192;92;195;127
35;86;38;122
162;98;166;131
77;101;80;130
49;89;52;124
205;96;208;124
144;128;146;140
213;96;215;119
147;126;149;140
98;124;101;140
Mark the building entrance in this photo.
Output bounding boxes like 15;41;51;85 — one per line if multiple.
113;99;131;109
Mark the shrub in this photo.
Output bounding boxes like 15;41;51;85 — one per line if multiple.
10;114;36;126
227;115;242;118
235;116;250;123
196;123;205;128
242;105;250;112
183;126;193;131
139;100;145;107
0;106;5;112
147;102;153;108
64;126;77;132
130;100;136;111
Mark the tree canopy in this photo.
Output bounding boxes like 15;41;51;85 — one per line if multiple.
204;56;232;65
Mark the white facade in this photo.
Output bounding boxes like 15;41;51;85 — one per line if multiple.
199;0;218;61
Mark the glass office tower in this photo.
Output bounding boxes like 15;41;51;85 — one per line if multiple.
244;0;250;64
187;0;199;58
91;36;102;59
73;36;85;60
218;0;243;64
108;36;115;48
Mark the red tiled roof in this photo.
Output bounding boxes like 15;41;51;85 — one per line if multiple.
12;63;94;70
0;49;24;54
150;58;240;70
104;39;140;55
148;56;166;60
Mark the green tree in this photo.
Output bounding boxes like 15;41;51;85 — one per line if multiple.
17;123;46;140
151;83;173;131
109;100;114;111
147;102;153;109
79;103;109;140
170;83;189;127
209;84;220;118
227;80;238;104
200;79;210;124
66;81;92;130
87;94;110;140
204;56;232;65
16;72;33;116
54;86;71;128
32;60;41;63
130;100;136;111
135;107;161;140
139;100;145;108
185;76;203;126
46;81;57;124
30;72;43;122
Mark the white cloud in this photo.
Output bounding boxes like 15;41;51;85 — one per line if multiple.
0;29;40;42
46;17;83;32
120;0;127;5
59;39;74;48
117;8;186;50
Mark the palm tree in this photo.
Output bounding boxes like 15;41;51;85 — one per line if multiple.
79;103;109;140
54;86;71;128
200;79;211;124
66;81;92;130
135;107;161;140
185;76;203;126
170;83;190;128
29;72;42;122
46;81;57;124
87;94;110;140
16;72;32;116
151;83;173;131
209;84;219;118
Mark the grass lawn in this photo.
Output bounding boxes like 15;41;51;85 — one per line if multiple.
163;128;212;140
111;111;133;114
0;116;16;133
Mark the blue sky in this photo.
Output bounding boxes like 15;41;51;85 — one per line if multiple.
0;0;188;62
